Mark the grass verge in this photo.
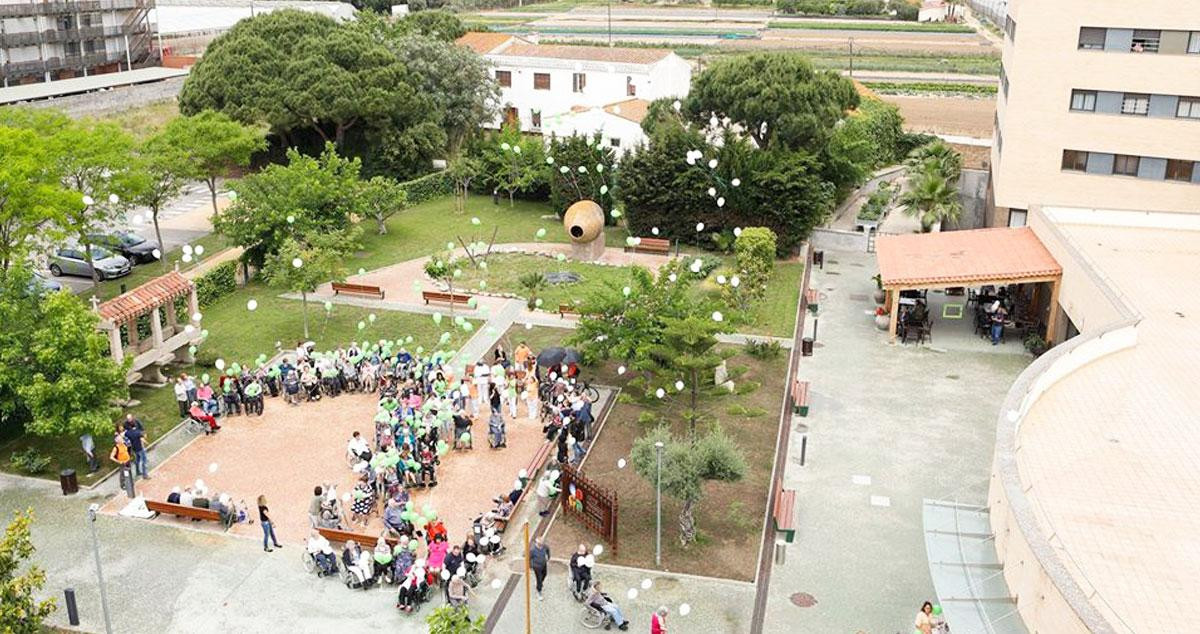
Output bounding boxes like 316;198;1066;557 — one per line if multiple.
768;20;976;33
863;80;998;96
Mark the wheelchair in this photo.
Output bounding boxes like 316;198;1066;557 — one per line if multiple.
397;580;435;614
301;550;339;578
183;416;210;435
580;603;613;630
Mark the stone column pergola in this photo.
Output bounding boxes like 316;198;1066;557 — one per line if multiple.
94;271;201;386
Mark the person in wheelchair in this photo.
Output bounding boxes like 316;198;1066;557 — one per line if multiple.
392;538;415;581
306;530;338;576
372;538;395;584
395;565;427;613
302;369;321;402
586;581;630;631
187;402;220;434
283;371;302;406
447;571;473;608
342;540;375;589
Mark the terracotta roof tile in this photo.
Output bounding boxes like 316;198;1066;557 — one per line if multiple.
497;44;672;65
98;271;194;323
603;98;650;124
875;227;1061;289
455;32;515;55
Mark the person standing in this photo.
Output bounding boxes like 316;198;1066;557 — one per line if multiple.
651;606;668;634
182;373;197;404
915;601;934;634
108;434;132;491
124;423;150;480
529;536;550;600
258;495;283;552
80;433;99;473
173;377;189;417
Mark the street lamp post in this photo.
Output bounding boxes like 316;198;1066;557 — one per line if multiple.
654;441;664;567
848;37;856;77
86;504;114;634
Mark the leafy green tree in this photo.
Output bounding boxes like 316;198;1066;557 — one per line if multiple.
0;509;56;633
631;425;746;545
262;230;360;338
131;132;189;261
0;126;76;272
447;156;482;215
644;315;728;440
217;145;364;267
906;139;963;183
684;52;859;152
474;124;547;206
396;9;467;41
899;169;962;232
158;110;266;217
361;176;409;235
426;604;484;634
726;227;776;308
547;133;618;221
0;269;128;436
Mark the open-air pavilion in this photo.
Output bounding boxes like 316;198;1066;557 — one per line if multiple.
95;271;202;385
875;227;1063;346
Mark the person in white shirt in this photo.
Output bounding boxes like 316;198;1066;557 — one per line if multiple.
347;431;370;463
472;362;490;417
173;378;189;417
306;530;337;576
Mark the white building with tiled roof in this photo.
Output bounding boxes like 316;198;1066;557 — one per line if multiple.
456;33;690;134
542;98;651;156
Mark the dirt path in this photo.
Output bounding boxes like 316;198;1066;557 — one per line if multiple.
881;95;996;138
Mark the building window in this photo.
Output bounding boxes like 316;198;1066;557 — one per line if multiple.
1120;93;1150;116
531;110;541;129
1004;16;1016;42
534;73;550;90
1070;90;1097;112
1165;159;1195;182
1177;97;1200;119
503;107;518;125
609;137;621;148
496;70;511;88
572;73;586;93
1189;32;1200;54
83;40;97;55
999;63;1009;99
1007;209;1027;228
1078;27;1106;50
1062;150;1089;172
1131;30;1161;53
1113;154;1140;176
626;76;636;97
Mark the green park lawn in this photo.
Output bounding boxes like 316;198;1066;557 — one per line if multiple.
0;282;476;480
91;233;230;302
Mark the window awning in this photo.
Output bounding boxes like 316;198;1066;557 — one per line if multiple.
876;227;1061;290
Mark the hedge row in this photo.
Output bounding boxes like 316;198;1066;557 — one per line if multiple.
398;170;454;207
863;81;998;95
194;260;239;308
775;0;919;20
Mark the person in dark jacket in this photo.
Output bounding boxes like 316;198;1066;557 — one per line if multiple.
529;536;550;599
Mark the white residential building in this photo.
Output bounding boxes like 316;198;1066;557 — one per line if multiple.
542;98;649;156
458;32;690;135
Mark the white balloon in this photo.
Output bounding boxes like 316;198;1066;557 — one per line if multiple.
733;227;743;237
246;299;258;311
707;187;717;197
731;276;741;288
341;492;350;503
679;603;691;616
108;194;120;205
214;359;225;370
184;324;195;334
82;195;95;206
708;159;718;169
674;380;685;391
192;312;203;322
689;260;702;273
441;570;451;580
209;463;219;473
731;178;741;187
292;258;303;268
466;553;477;563
194;245;204;256
716;275;727;285
712;311;724;322
152;249;161;259
583;555;595;567
182;244;193;255
696;223;705;233
491;579;503;589
627;588;638;600
651;227;659;235
477;554;487;565
617;366;626;375
181;254;192;263
641;578;652;590
655;388;665;399
686;156;696;166
622;286;631;297
286;215;295;224
593;544;605;557
672;100;682;112
668;273;678;282
616;459;626;469
717;197;726;208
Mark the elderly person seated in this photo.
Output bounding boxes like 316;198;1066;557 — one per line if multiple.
392;537;415;580
443;544;465;581
188;401;220;434
307;530;337;576
342;540;375;589
372;538;394;583
347;431;371;464
447;572;472;607
395;565;426;613
382;498;409;537
587;581;630;631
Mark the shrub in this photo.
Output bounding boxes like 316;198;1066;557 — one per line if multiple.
424;252;457;280
9;448;52;475
897;132;939;158
194;260;238;308
637;411;664;426
398;170;454;207
735;380;761;395
845;0;883;15
685;255;722;279
894;3;918;20
857;182;894;221
734;227;777;286
744;339;783;359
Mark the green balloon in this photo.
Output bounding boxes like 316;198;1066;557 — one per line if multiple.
408;540;418;551
425;509;437;521
188;345;197;355
437;440;449;455
459;432;471;443
932;605;943;616
200;373;210;384
462;322;474;332
432;313;443;325
405;501;414;512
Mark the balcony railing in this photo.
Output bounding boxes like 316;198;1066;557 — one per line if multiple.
0;0;146;18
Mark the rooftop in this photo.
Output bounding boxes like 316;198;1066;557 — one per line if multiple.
603;98;650;124
98;271;194;323
455;31;515;55
876;227;1062;289
0;67;188;105
1015;214;1200;632
496;43;673;65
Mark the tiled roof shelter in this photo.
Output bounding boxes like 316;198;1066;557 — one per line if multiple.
874;227;1063;342
94;271;201;385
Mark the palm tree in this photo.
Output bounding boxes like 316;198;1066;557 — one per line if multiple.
899;169;962;232
906;139;962;183
517;271;548;310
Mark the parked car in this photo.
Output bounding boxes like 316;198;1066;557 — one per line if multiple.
30;271;63;293
48;246;131;281
87;232;159;264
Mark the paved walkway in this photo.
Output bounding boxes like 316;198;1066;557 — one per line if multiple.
760;248;1029;632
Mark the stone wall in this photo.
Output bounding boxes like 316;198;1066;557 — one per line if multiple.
16;76;184;118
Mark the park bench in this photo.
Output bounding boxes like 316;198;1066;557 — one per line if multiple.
804;288;819;312
332;282;385;299
623;237;671;255
772;477;797;544
559;303;580;318
145;500;230;530
495;440;555;533
422;290;471;306
791;379;810;417
318;526;399;549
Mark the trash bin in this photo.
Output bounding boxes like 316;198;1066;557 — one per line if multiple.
812;250;824;269
59;469;78;496
801;337;814;357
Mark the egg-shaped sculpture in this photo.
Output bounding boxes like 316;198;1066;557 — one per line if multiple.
563;200;605;244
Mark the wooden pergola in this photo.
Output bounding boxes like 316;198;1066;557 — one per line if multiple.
94;271;201;385
875;227;1063;343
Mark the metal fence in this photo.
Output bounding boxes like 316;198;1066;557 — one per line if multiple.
968;0;1008;28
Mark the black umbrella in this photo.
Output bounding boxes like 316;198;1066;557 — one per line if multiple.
562;348;583;365
536;347;567;368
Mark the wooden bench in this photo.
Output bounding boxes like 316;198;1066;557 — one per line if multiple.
318;526;399;549
623;237;671;255
804;288;819;312
559;303;580;318
145;500;229;530
422;290;471;306
332;282;385;299
791;379;810;417
772;477;796;544
496;440;555;532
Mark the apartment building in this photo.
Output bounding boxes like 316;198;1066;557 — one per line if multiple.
989;1;1200;227
458;32;691;134
0;0;158;86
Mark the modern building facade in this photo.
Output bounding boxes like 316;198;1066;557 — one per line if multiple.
989;1;1200;227
0;0;159;86
457;32;690;135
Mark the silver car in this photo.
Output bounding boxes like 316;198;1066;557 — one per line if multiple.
48;246;132;281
